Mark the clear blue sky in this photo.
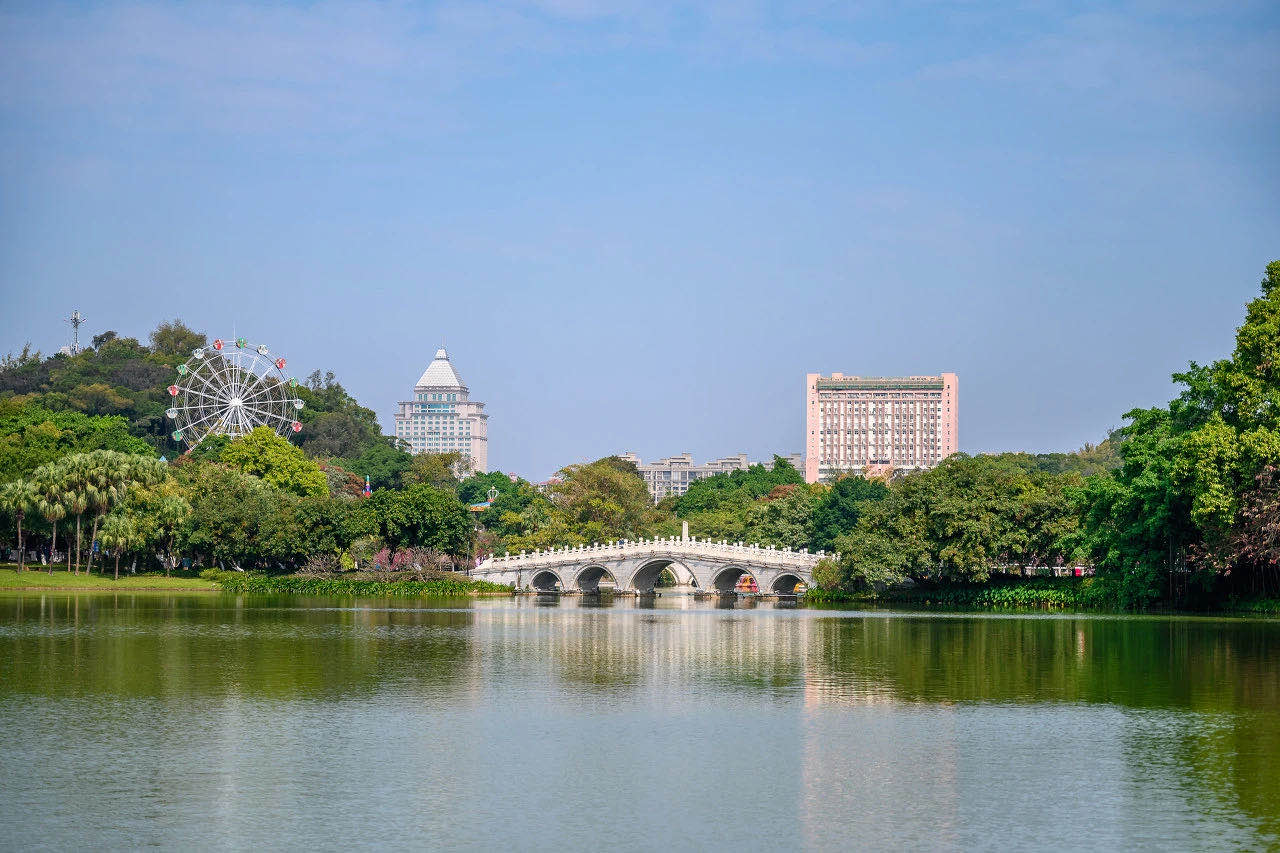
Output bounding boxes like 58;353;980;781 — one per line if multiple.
1;1;1277;478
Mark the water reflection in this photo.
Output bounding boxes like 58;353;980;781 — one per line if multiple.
0;592;1276;850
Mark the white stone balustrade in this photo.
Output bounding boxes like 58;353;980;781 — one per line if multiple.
472;535;833;593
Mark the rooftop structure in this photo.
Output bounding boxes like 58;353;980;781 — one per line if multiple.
804;372;957;483
394;347;489;473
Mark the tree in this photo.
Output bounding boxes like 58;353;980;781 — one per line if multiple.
185;434;230;462
458;471;518;506
60;455;92;574
175;462;270;570
0;401;154;483
80;451;166;574
299;411;378;459
1219;466;1280;597
741;484;820;550
295;370;384;459
674;457;804;517
1077;261;1280;606
351;483;473;561
0;479;36;572
341;439;413;491
98;513;137;580
33;464;67;574
220;426;328;498
0;343;42;374
148;320;206;360
550;457;657;544
810;475;889;552
835;454;1081;589
403;452;468;491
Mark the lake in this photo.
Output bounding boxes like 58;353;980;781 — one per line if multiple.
1;592;1277;851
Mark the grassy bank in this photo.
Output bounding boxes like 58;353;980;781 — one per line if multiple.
0;566;220;591
203;570;512;598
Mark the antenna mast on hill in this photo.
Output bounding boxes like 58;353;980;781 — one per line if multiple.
64;310;85;355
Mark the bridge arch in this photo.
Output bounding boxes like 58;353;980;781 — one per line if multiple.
626;558;696;592
575;565;618;593
770;572;805;595
711;565;757;593
530;570;563;592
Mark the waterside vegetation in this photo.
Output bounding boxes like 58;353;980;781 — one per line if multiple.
1;262;1279;613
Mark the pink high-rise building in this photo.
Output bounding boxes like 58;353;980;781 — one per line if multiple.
804;373;958;483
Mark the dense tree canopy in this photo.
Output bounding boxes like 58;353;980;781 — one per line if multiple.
1076;261;1280;605
0;401;154;482
220;427;328;498
833;454;1081;589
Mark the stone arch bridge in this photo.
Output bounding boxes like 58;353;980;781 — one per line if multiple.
470;534;833;594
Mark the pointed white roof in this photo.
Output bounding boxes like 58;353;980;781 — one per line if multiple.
415;347;466;389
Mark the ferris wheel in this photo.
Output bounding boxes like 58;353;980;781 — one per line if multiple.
165;337;303;449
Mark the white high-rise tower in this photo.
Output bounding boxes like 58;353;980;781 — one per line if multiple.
394;347;489;473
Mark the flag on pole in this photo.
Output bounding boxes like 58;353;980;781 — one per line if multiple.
363;475;372;497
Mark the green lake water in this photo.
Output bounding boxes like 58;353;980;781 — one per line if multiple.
1;592;1278;851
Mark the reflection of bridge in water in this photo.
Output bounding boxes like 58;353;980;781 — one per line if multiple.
470;533;832;595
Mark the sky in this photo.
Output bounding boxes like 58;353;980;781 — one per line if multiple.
1;0;1277;479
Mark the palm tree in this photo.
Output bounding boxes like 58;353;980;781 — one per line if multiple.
155;495;191;577
65;485;89;575
34;465;68;575
60;452;101;575
99;513;136;581
0;480;37;572
89;452;168;575
83;452;125;575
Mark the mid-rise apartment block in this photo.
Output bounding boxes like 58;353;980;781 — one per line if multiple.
620;451;805;503
804;373;957;483
394;347;489;473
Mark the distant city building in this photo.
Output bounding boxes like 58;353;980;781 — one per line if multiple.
620;451;805;503
394;347;488;473
804;373;957;483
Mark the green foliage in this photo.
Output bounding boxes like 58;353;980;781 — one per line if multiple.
809;475;889;552
339;438;413;491
547;457;657;545
220;426;328;498
350;483;474;558
403;451;468;490
740;483;820;550
836;454;1081;589
881;577;1097;610
210;571;509;597
295;370;383;459
148;320;207;360
1076;261;1280;605
0;401;154;483
175;462;277;568
185;433;230;462
673;456;804;517
458;471;518;505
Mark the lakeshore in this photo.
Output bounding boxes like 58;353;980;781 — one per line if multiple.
4;566;1277;616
